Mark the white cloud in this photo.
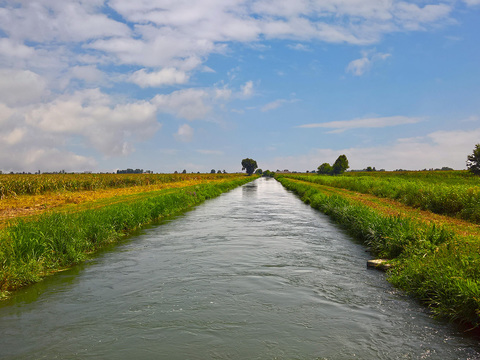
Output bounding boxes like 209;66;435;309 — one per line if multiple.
129;68;190;88
346;50;391;76
462;115;479;122
153;88;212;121
261;98;298;112
0;69;48;106
241;81;254;98
0;38;35;59
69;65;106;84
151;83;245;120
25;89;159;156
287;43;311;51
175;124;194;143
0;1;129;43
393;3;452;30
463;0;480;5
298;115;422;133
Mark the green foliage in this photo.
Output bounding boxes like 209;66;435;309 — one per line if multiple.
467;144;480;175
276;176;480;326
317;163;332;175
255;169;263;175
332;154;349;175
280;171;480;224
241;158;258;176
0;176;255;296
262;170;275;177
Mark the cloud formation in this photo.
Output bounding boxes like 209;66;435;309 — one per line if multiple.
346;50;392;76
0;0;469;172
298;116;422;133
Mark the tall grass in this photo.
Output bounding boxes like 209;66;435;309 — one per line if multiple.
277;176;480;327
283;172;480;223
0;177;254;296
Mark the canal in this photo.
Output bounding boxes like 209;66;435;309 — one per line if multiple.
0;177;479;359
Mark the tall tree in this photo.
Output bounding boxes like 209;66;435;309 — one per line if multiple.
332;154;349;175
241;158;258;175
467;144;480;175
317;163;332;175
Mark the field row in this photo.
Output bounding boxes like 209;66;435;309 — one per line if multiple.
0;173;241;198
0;175;241;228
284;172;480;223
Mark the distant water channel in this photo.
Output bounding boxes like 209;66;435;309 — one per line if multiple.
1;178;479;359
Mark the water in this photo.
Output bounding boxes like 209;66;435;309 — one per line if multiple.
1;178;479;359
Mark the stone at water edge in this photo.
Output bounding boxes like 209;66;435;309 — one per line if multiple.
367;259;392;271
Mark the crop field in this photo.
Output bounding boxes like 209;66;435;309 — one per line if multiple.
276;171;480;327
284;171;480;223
0;173;255;297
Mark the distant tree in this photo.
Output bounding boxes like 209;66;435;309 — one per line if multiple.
317;163;332;175
210;169;216;174
263;170;274;177
467;144;480;175
332;155;349;175
365;166;376;172
241;158;258;175
182;169;187;174
217;170;222;173
255;168;263;175
223;170;227;174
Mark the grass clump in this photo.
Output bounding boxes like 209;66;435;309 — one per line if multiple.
276;175;480;327
0;177;254;297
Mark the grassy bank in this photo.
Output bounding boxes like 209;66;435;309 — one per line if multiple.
276;175;480;327
284;172;480;223
0;176;255;297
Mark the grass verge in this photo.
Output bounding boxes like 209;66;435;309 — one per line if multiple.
276;176;480;327
0;176;255;298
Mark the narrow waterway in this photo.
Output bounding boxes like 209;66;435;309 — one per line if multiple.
1;178;479;359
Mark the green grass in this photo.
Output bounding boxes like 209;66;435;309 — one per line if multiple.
276;175;480;327
283;171;480;223
0;176;255;297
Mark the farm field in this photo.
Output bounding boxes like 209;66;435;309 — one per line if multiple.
0;173;244;228
283;171;480;223
0;173;256;298
276;172;480;327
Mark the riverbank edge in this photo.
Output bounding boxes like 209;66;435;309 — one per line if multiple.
0;176;257;298
276;175;480;327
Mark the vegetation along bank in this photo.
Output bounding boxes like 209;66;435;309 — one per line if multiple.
0;174;256;298
276;173;480;328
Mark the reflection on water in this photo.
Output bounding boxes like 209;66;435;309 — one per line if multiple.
0;178;479;360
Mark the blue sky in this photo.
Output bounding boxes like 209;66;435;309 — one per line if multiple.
0;0;479;173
